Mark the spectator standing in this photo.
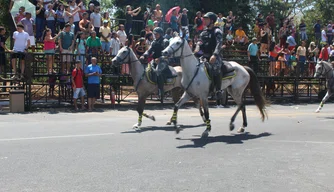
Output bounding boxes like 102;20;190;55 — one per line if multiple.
321;26;327;44
56;4;65;31
0;27;9;74
260;24;271;56
59;23;75;73
99;20;111;54
110;31;120;57
117;24;127;47
45;4;56;36
180;8;189;37
194;11;204;37
216;13;225;33
43;0;52;9
79;12;94;34
75;32;87;69
125;5;141;36
296;41;307;77
307;42;318;77
64;5;79;25
44;28;61;74
226;30;234;45
327;22;333;45
170;9;179;32
266;11;276;36
247;37;260;74
68;16;76;34
86;3;95;20
11;24;30;80
314;20;321;45
86;31;101;62
90;7;102;36
299;20;307;41
20;12;36;52
319;43;329;61
225;11;235;31
279;24;288;47
85;57;102;111
15;6;26;24
101;12;112;28
69;0;82;34
268;41;280;76
72;60;86;111
35;0;46;41
153;4;163;27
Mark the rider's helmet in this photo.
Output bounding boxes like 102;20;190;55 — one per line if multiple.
153;27;164;37
203;12;217;26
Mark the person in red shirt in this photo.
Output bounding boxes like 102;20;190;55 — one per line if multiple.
319;43;329;61
72;60;86;111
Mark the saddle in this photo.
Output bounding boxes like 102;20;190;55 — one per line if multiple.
145;61;177;85
204;60;235;80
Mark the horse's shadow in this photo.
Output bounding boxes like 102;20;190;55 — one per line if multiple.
176;132;272;148
121;123;205;134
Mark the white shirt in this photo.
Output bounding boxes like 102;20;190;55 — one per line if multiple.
321;29;327;42
13;31;29;52
70;5;80;22
45;9;55;21
110;38;120;56
90;12;102;27
117;30;127;46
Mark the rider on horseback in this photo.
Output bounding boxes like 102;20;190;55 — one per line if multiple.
140;27;175;99
195;12;234;100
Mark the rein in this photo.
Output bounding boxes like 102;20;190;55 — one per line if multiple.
168;38;201;91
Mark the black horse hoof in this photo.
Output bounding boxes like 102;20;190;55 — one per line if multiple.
230;123;235;131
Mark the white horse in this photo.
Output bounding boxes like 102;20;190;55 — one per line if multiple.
111;46;183;130
314;61;334;113
162;36;268;137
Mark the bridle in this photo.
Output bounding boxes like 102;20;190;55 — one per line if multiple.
114;46;138;65
315;62;333;78
167;38;193;59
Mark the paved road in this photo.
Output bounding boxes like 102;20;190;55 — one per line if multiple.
0;104;334;192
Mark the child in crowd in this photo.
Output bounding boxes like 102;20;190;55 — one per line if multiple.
226;30;234;45
72;60;85;111
276;52;286;76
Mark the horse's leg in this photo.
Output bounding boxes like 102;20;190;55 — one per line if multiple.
167;87;183;125
133;96;147;130
229;105;242;131
237;104;248;133
315;91;333;113
170;92;191;133
201;98;211;138
195;97;205;122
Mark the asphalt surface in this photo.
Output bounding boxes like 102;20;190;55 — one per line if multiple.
0;104;334;192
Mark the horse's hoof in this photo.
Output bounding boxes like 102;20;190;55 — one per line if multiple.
175;127;181;134
237;127;245;133
166;121;172;125
150;116;156;121
133;126;141;132
201;130;209;138
230;123;235;131
315;109;320;113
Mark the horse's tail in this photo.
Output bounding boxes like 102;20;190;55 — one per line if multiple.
244;66;269;121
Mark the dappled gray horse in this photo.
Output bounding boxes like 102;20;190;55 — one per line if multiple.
111;46;183;130
314;61;334;113
162;36;268;137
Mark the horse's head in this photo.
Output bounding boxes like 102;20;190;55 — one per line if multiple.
162;36;185;58
111;46;131;66
314;61;330;78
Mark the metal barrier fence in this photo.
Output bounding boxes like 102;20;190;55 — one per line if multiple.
0;51;328;111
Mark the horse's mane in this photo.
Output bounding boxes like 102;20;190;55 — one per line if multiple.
320;61;333;69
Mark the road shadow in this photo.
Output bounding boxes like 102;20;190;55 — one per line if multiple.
121;123;206;134
176;132;272;148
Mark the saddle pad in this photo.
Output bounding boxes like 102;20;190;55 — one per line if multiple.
145;63;176;85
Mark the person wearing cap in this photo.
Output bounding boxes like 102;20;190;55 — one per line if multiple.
180;8;189;38
247;37;261;73
140;27;175;99
99;20;111;54
194;12;230;101
11;24;30;80
20;12;36;52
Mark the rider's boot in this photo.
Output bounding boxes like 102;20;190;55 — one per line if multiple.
157;75;165;103
214;74;222;100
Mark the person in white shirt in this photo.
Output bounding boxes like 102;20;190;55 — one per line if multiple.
110;31;120;56
11;24;30;80
90;7;102;36
321;27;327;44
69;0;82;34
117;24;127;47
